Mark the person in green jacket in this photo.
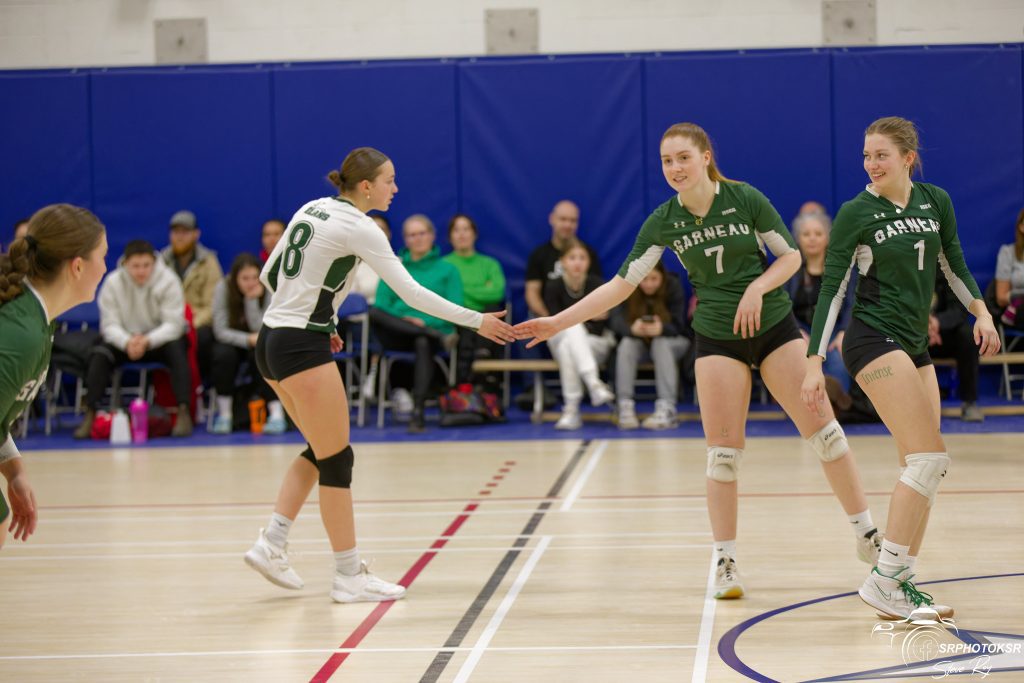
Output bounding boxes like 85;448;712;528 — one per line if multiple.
373;214;465;431
0;204;107;548
443;213;507;388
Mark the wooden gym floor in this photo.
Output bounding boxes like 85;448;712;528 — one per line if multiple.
1;433;1021;682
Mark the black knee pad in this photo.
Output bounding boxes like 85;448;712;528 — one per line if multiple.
299;444;318;468
318;445;354;488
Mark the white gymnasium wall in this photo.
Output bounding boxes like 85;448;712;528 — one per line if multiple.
0;0;1022;69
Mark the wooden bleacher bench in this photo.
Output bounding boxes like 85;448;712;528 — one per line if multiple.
475;353;1024;425
933;352;1024;366
471;358;559;422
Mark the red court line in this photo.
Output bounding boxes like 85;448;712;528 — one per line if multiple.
37;494;557;511
310;459;520;681
309;502;478;683
37;488;1024;512
579;488;1024;500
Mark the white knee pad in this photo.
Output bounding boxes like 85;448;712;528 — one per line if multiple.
900;453;950;505
808;419;849;463
707;447;743;483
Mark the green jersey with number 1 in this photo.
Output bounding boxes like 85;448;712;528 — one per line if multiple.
808;182;981;357
617;181;798;341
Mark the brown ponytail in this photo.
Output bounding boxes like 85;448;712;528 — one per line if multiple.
0;204;105;304
327;147;391;193
865;116;923;178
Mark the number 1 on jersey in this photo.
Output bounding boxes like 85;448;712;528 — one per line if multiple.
913;239;925;271
704;245;724;274
283;222;314;278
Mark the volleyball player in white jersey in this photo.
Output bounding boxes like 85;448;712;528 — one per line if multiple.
244;147;514;603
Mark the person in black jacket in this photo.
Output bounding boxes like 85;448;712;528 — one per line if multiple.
609;261;690;429
929;273;984;421
542;239;615;429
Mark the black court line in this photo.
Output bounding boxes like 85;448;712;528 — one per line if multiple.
418;439;593;683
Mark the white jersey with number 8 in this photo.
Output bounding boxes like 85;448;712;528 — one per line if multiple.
260;196;483;333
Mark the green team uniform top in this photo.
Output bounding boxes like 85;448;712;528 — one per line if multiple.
617;181;798;340
0;286;54;445
808;182;981;358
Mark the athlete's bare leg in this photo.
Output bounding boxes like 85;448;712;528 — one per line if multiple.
695;355;751;542
276;362;356;552
855;351;945;548
760;338;870;516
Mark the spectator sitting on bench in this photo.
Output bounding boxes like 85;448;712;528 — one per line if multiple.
609;261;689;430
371;214;464;433
210;253;284;434
75;240;192;438
994;207;1024;329
443;213;507;391
930;273;984;422
544;239;615;430
259;218;285;264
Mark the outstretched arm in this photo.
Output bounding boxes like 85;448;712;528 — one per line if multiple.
514;276;635;348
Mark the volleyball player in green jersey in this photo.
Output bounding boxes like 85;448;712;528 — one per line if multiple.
802;117;1000;621
0;205;108;549
516;123;880;599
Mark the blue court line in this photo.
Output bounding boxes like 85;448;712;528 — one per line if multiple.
15;400;1024;452
716;572;1024;682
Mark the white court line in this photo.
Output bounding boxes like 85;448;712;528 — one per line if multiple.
0;643;697;662
0;542;709;563
560;439;609;511
691;549;719;683
454;535;553;683
5;530;711;550
38;506;708;524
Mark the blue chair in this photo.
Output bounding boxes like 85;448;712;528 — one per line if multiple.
44;301;103;434
111;361;168;407
334;294;370;427
999;325;1024;399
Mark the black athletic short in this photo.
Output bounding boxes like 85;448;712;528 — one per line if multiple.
694;312;803;368
842;317;932;378
255;326;334;382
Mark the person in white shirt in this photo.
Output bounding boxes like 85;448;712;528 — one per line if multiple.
243;147;514;603
75;240;192;439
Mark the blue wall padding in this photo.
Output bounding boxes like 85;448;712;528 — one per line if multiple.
831;46;1024;273
273;62;459;244
2;45;1022;299
459;57;646;318
90;68;275;262
0;73;93;224
644;51;834;227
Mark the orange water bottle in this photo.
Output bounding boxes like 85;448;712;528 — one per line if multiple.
249;398;267;434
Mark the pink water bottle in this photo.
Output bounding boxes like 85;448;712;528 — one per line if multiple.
129;398;149;444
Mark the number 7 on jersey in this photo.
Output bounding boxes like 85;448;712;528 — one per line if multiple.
704;245;724;274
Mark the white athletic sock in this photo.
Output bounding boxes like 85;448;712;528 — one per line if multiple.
849;509;876;537
877;539;910;576
335;547;362;576
714;539;737;561
905;555;917;573
265;512;292;549
268;400;284;420
217;396;233;419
